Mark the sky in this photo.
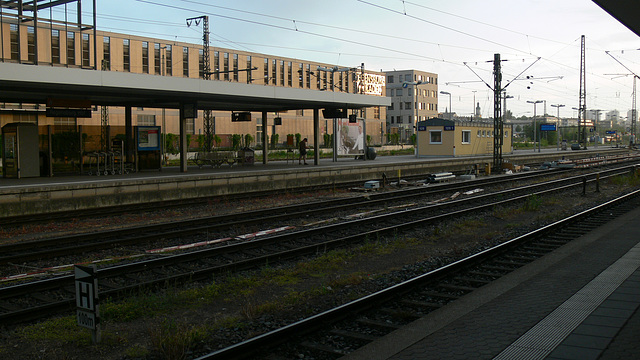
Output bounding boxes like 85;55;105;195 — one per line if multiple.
55;0;640;120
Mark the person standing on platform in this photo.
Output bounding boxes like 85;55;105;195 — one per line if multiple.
299;138;309;165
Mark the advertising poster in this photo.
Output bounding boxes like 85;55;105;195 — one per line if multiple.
137;126;161;151
337;119;364;156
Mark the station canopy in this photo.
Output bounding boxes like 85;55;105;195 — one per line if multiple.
0;62;390;112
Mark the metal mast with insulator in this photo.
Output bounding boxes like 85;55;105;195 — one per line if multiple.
187;15;214;152
578;35;587;149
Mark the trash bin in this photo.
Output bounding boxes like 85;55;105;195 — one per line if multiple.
366;147;377;160
239;147;254;165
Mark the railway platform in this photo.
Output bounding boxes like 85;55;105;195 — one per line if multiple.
0;147;633;217
343;197;640;360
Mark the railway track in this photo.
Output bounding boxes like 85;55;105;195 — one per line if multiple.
1;152;636;228
2;165;629;267
0;168;563;266
0;165;635;325
195;188;640;360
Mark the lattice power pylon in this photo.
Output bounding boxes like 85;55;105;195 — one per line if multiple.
100;59;109;151
578;35;587;149
493;53;503;172
187;15;214;152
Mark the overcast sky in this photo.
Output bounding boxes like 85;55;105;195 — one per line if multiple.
67;0;640;119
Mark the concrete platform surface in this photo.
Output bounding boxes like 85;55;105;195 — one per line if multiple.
342;201;640;360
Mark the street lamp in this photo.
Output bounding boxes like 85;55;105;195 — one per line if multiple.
527;100;543;152
440;91;452;120
551;104;565;150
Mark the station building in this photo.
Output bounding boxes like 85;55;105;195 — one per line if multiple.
0;16;388;152
416;118;513;158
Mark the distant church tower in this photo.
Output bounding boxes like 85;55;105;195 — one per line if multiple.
475;102;481;119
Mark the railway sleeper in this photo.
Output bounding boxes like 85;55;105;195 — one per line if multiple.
438;283;477;293
513;250;546;258
522;245;556;253
330;328;379;342
356;317;402;331
454;276;492;285
501;254;538;262
401;299;444;309
378;307;422;321
493;259;528;267
420;291;461;301
467;270;503;278
29;292;57;303
478;264;516;273
0;300;21;312
299;341;348;356
536;238;569;245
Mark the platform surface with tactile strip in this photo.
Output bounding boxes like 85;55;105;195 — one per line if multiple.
342;202;640;360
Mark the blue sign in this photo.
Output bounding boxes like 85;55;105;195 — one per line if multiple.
540;124;556;131
418;125;427;131
606;130;616;134
444;125;455;131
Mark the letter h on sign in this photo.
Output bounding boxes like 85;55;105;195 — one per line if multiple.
76;281;94;310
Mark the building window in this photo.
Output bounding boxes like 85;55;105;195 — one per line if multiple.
82;33;90;67
27;26;35;63
165;45;172;76
233;54;239;81
247;55;252;83
477;130;481;137
67;31;76;65
137;114;156;126
280;60;285;86
397;115;403;124
10;24;19;61
182;47;189;77
213;51;219;80
388;75;394;83
198;49;204;78
462;130;471;144
142;41;149;73
52;30;61;64
123;39;130;71
271;59;277;85
264;58;269;84
224;52;229;81
298;63;303;87
296;109;304;116
54;117;77;132
373;107;381;119
154;43;161;74
405;102;412;110
405;74;411;82
505;130;509;138
430;130;442;144
186;118;195;134
102;36;110;69
287;61;292;87
306;64;311;88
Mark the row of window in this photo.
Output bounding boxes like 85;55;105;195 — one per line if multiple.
388;102;437;111
388;88;438;98
6;24;360;92
387;74;437;85
429;129;511;144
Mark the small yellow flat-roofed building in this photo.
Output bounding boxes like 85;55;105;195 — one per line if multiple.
417;118;513;157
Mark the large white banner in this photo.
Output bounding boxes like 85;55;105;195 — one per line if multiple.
337;119;364;156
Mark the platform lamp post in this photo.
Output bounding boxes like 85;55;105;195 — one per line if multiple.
527;100;543;152
440;91;452;120
551;104;565;150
